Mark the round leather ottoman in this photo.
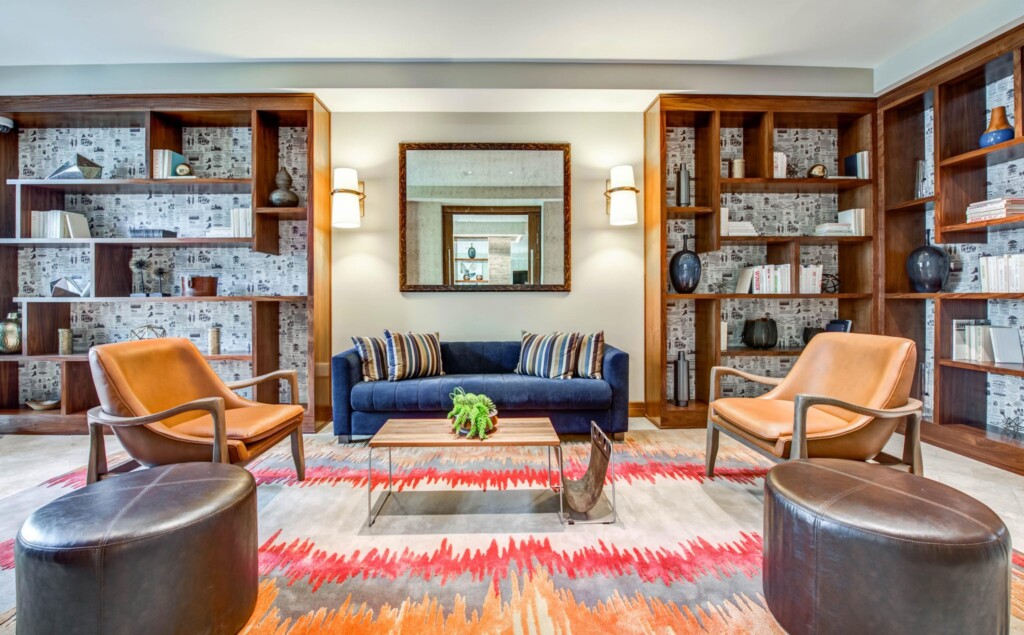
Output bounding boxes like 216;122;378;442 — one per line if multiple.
764;459;1011;635
15;462;258;635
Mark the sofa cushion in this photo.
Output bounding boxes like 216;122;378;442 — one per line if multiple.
350;374;612;412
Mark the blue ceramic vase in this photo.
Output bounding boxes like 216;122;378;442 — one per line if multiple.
979;106;1014;148
906;245;950;292
669;234;701;293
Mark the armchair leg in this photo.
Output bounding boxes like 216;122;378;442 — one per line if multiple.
705;419;720;477
87;422;108;485
290;427;306;481
903;412;923;476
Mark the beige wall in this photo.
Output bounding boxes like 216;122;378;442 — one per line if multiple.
331;112;644;398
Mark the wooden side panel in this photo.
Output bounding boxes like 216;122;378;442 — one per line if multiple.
1015;48;1023;138
24;303;70;355
309;101;332;430
252;300;281;403
92;244;134;297
643;101;665;422
693;298;720;406
0;130;17;239
61;360;99;414
694;112;721;253
0;362;17;410
252;111;281;255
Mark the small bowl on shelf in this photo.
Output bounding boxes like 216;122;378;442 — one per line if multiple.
26;399;60;411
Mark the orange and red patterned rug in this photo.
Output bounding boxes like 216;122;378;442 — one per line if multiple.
1;430;1022;633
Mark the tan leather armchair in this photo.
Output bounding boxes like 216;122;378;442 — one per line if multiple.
86;338;306;484
705;332;924;476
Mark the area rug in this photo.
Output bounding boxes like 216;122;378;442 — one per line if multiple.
1;430;1022;634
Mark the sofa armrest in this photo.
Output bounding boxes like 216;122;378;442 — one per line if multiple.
602;345;629;433
332;348;364;437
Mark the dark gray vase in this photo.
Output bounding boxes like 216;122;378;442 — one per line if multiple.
669;234;702;293
743;318;778;349
269;168;300;207
906;245;950;292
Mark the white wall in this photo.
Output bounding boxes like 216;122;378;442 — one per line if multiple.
331;112;645;398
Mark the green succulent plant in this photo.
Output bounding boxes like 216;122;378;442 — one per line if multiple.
447;387;498;440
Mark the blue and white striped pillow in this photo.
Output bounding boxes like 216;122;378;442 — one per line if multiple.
384;330;445;381
351;336;388;382
575;331;605;379
515;331;579;380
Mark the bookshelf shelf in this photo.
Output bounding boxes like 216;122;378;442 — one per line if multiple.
885;292;1024;300
720;235;872;245
8;178;252;195
721;347;805;357
255;206;306;221
0;237;253;248
666;293;871;301
940;215;1024;235
667;206;714;216
13;295;306;304
938;137;1024;168
719;177;872;193
0;353;253;363
886;196;935;213
939;358;1024;378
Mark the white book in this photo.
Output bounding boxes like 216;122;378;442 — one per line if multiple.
975;326;994;363
773;152;787;178
720;322;728;352
720;207;729;236
990;327;1024;364
951;319;973;360
64;212;90;239
735;267;755;294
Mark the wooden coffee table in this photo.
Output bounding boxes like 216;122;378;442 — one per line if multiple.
367;417;564;526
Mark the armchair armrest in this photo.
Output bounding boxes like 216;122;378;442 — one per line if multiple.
86;397;228;483
792;394;924;462
709;365;783;402
226;369;300;405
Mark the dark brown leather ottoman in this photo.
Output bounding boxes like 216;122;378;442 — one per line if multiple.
764;459;1011;635
15;462;258;635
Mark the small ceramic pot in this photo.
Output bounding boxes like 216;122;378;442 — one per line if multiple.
743;318;779;350
183;276;218;297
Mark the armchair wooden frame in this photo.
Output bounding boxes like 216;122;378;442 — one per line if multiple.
87;370;304;484
705;366;924;477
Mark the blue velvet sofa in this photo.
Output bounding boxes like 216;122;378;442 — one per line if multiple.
332;340;628;442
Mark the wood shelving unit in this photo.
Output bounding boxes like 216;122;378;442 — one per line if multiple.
878;25;1024;474
644;95;878;428
0;94;333;434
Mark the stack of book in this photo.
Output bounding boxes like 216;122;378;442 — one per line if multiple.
719;207;758;236
813;223;854;237
736;264;791;294
979;254;1024;292
151;149;195;179
842;151;871;178
952;319;1024;364
838;208;867;235
966;197;1024;222
30;210;90;238
208;208;252;238
799;265;824;293
128;228;177;238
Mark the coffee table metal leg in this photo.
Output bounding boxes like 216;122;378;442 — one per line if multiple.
556;444;566;525
547;446;552;489
368;446;393;527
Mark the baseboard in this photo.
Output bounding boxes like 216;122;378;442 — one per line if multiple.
628;402;646;417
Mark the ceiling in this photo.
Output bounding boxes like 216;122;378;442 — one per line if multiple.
0;0;988;68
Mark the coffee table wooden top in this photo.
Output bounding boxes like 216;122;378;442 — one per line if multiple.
369;417;559;448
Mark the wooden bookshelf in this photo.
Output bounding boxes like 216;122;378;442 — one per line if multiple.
0;93;333;434
878;24;1024;474
644;95;878;429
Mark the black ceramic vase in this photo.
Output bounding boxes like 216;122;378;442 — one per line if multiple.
905;245;950;292
669;234;702;293
743;318;778;350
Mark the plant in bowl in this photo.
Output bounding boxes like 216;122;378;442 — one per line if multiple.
447;387;498;439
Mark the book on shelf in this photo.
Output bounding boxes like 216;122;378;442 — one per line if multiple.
30;210;91;239
737;264;791;294
989;327;1024;364
813;222;854;237
842;151;870;179
230;207;252;237
728;221;758;236
799;265;824;293
772;153;787;178
128;228;178;238
966;197;1024;222
979;254;1024;292
151;149;196;179
952;319;994;363
720;207;729;236
837;208;867;236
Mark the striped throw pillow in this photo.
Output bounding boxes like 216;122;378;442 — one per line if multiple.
384;330;445;381
351;336;388;382
515;331;579;380
575;331;605;379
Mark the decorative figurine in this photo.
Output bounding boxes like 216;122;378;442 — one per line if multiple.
807;163;828;178
668;234;702;293
46;154;102;180
0;312;21;354
129;324;167;340
980;106;1014;148
130;257;151;297
151;266;169;297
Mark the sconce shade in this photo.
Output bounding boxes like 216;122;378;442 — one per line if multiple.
607;165;638;226
332;168;363;228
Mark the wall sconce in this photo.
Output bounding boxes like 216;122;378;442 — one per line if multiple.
605;165;638;226
332;168;365;228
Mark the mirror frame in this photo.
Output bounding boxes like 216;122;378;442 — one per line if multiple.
398;142;572;292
